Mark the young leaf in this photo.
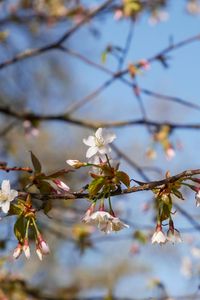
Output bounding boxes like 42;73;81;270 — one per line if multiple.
116;171;130;188
14;215;25;242
30;151;42;173
88;177;105;197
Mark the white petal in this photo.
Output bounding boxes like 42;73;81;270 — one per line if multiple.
86;146;98;158
8;190;18;202
1;201;10;213
83;136;95;146
98;146;111;155
102;131;116;144
95;128;103;140
1;180;10;194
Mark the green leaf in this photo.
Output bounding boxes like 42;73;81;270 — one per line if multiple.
159;202;171;222
30;151;42;173
172;188;184;200
88;177;105;197
14;215;25;242
116;171;130;188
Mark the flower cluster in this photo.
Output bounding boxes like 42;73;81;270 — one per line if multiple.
152;222;182;245
13;234;50;261
2;126;200;261
67;128;130;234
82;203;129;234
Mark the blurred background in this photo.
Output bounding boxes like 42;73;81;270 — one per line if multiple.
0;0;200;299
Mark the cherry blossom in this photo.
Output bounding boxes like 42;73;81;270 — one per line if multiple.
152;225;167;244
82;210;129;234
0;180;18;214
167;228;182;244
83;128;116;158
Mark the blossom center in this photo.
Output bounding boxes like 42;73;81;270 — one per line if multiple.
95;137;105;148
0;192;8;202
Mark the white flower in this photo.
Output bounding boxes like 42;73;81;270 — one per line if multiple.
83;210;129;234
152;227;167;244
101;216;129;234
195;190;200;207
167;228;182;244
0;180;18;213
83;128;116;158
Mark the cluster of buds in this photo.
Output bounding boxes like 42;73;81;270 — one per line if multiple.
13;234;50;261
35;234;50;261
82;202;129;234
13;239;30;260
152;221;182;245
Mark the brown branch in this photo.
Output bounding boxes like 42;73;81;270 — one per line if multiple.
23;168;200;201
1;106;200;130
0;165;33;173
0;0;113;70
60;45;200;113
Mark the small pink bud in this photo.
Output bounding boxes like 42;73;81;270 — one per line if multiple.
36;247;43;261
138;59;150;70
23;239;30;259
37;235;50;255
53;179;70;192
40;240;50;255
13;243;22;259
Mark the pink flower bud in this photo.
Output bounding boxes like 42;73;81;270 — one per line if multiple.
53;179;70;192
36;246;43;261
40;240;50;255
23;239;30;259
37;235;50;255
13;243;22;259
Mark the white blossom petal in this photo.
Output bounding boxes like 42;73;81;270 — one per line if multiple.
83;136;95;146
98;146;111;155
8;190;18;202
1;201;10;213
86;146;98;158
95;128;103;140
152;230;167;244
1;180;10;193
102;131;116;144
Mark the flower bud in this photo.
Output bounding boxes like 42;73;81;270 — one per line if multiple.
37;235;50;255
23;239;30;259
36;246;43;261
53;179;70;192
13;243;22;259
66;159;86;169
